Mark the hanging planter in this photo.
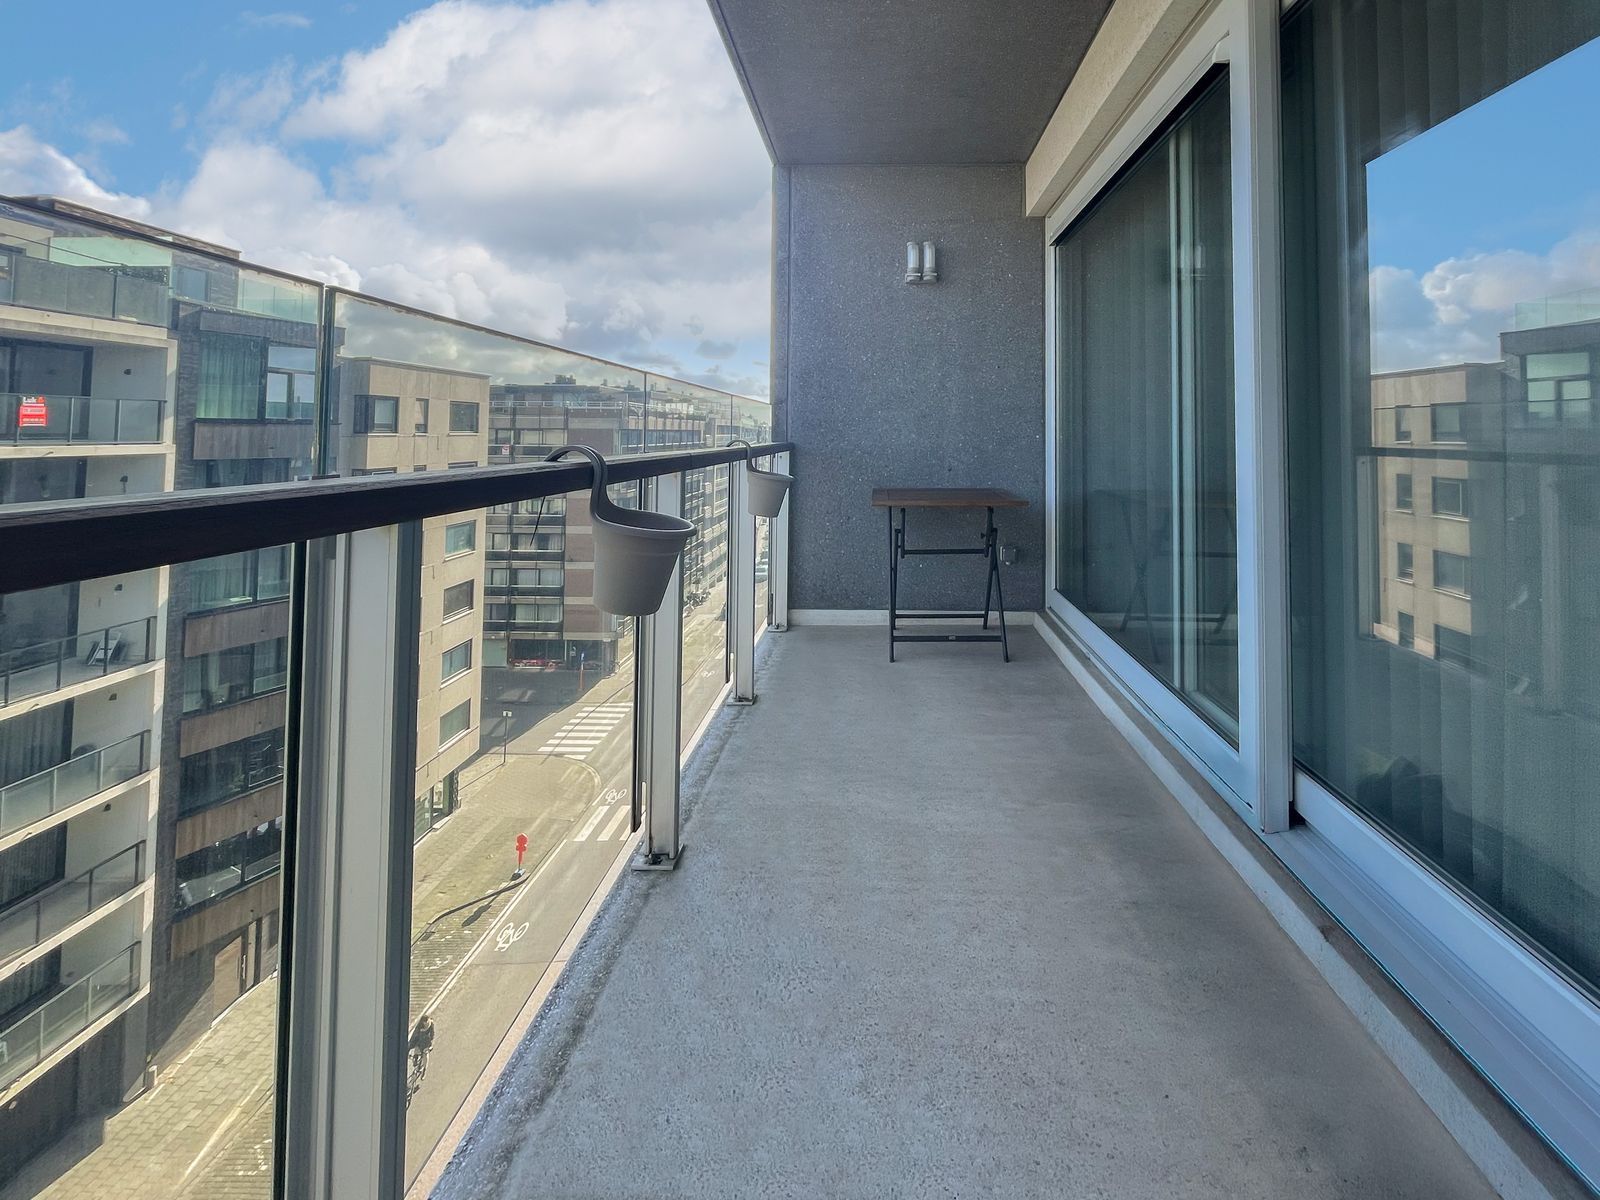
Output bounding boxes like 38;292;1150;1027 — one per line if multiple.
545;445;694;616
730;439;793;518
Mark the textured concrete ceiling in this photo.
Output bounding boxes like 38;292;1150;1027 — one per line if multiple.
707;0;1114;164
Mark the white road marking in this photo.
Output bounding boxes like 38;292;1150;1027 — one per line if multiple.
573;805;610;842
596;805;631;842
536;703;631;759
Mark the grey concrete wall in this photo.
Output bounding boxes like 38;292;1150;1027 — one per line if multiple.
773;163;1045;612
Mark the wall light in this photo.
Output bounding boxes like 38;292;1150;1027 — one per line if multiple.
905;240;939;284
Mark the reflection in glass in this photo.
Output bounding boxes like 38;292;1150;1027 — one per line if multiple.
1054;74;1238;740
1285;3;1600;994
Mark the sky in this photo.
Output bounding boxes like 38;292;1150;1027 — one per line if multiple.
1365;34;1600;373
0;0;774;396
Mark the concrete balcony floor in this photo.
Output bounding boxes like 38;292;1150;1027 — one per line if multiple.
440;627;1495;1199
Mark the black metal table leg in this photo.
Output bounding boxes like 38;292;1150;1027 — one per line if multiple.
887;504;897;662
981;504;995;631
990;512;1010;662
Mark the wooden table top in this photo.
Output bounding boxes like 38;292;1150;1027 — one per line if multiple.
871;487;1029;509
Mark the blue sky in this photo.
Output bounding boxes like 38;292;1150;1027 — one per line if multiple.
1365;34;1600;370
2;4;421;191
0;0;774;394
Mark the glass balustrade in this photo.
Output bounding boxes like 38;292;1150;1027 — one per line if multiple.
1;394;162;444
0;843;145;965
0;732;150;835
0;618;156;707
0;943;141;1090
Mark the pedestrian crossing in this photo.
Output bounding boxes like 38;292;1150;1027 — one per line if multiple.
536;703;630;759
572;801;634;843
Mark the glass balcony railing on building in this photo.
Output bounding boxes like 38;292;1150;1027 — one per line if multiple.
0;943;141;1091
1;394;162;444
0;843;144;965
0;619;156;708
0;733;150;837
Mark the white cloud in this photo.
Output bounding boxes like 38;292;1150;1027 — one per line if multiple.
1370;231;1600;373
240;11;313;30
1;0;770;394
0;127;151;221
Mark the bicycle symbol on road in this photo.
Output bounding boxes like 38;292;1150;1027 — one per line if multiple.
495;922;529;953
600;787;627;805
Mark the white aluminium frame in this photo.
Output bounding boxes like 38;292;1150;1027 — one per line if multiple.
1043;0;1291;831
1040;0;1600;1186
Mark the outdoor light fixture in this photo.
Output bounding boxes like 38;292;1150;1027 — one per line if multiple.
905;240;939;284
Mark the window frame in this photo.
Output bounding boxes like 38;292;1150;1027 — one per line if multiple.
448;400;480;433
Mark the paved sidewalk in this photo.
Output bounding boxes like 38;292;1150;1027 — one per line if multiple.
0;983;279;1200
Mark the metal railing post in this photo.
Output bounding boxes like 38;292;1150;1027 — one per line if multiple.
771;450;791;632
728;461;757;703
282;523;420;1200
633;472;685;870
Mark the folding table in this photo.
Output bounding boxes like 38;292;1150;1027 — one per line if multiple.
870;487;1028;662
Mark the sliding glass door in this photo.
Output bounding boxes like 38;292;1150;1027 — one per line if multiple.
1055;73;1239;747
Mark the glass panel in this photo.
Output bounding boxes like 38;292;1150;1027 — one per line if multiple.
0;197;315;1193
681;466;731;733
1284;1;1600;1001
1054;74;1238;741
323;295;653;1185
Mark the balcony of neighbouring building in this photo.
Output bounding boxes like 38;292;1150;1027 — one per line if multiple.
0;394;163;447
0;619;157;711
0;842;145;969
0;733;151;842
0;940;143;1096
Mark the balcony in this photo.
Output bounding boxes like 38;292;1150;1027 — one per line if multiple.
426;625;1494;1199
0;942;141;1092
0;394;163;447
0;843;145;966
0;619;156;709
0;733;151;838
0;254;167;328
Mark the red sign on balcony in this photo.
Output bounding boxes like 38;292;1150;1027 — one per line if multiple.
17;396;48;427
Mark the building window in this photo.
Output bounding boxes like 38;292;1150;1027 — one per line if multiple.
1396;542;1413;582
439;699;471;748
266;345;316;421
416;398;430;433
354;394;399;434
173;265;210;302
1430;403;1465;442
442;580;474;619
182;638;289;713
1433;550;1470;596
1434;625;1473;671
1393;405;1412;442
448;460;477;470
449;401;480;433
178;730;285;815
441;640;472;682
1396;611;1414;650
196;331;267;420
1394;473;1412;510
1525;351;1593;422
512;602;562;624
444;520;476;556
188;547;292;612
1431;477;1467;518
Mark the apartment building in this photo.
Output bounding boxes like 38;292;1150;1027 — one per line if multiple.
0;196;320;1174
338;357;491;839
